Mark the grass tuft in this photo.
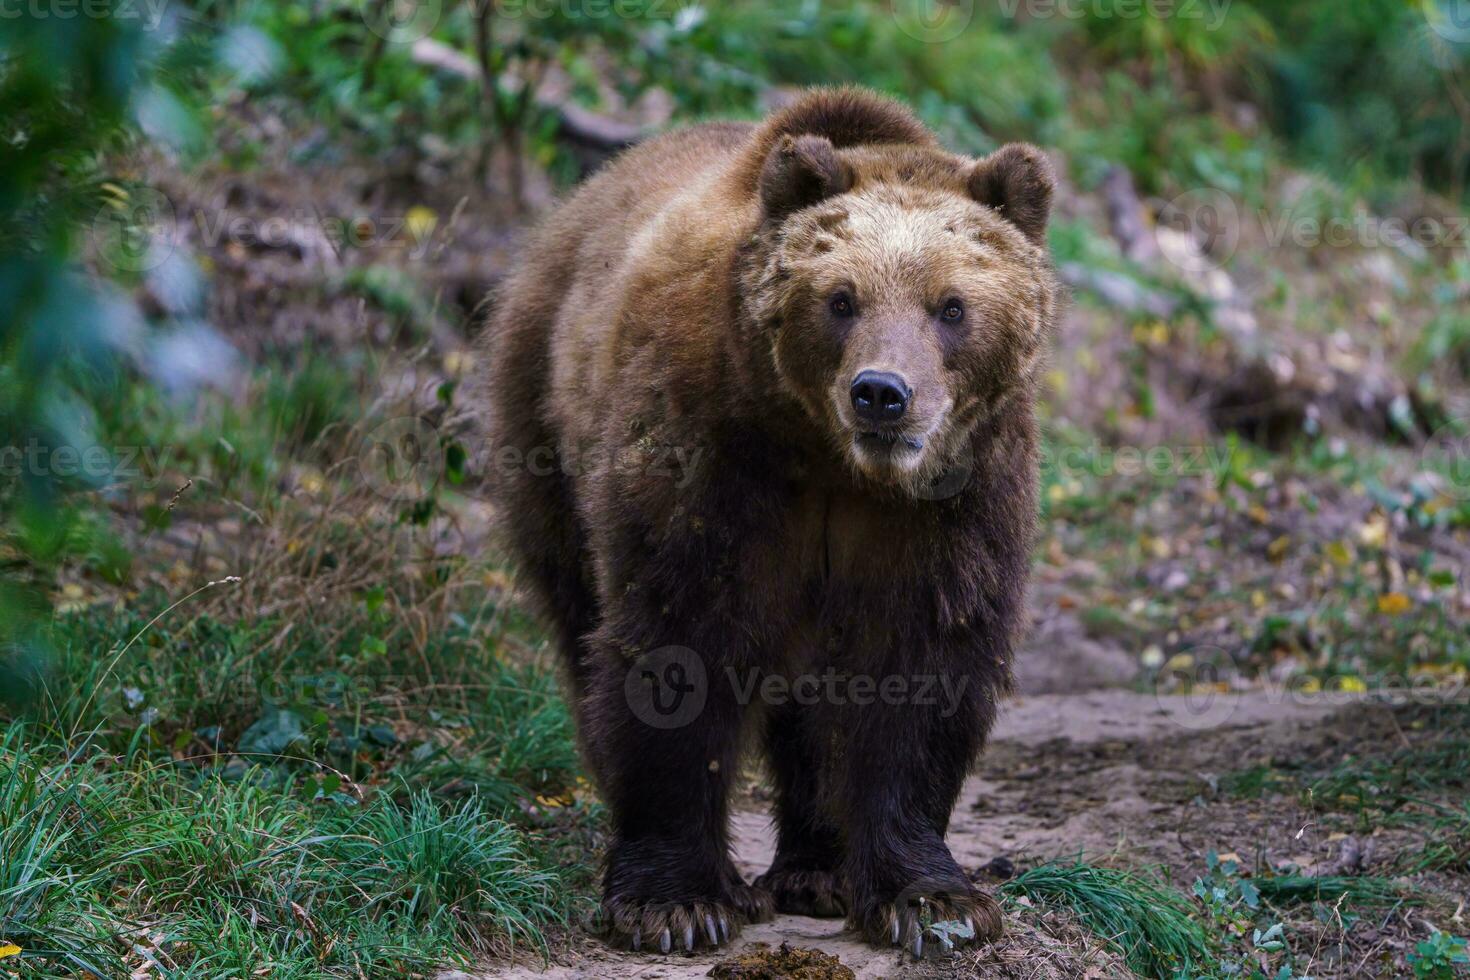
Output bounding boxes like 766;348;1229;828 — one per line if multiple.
339;790;569;957
1001;861;1212;979
0;728;125;976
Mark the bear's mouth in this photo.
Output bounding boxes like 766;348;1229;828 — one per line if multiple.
855;430;925;453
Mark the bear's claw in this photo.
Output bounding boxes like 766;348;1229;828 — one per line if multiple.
855;889;1002;959
603;896;750;954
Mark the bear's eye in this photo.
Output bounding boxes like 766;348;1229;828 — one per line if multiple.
829;292;855;318
940;298;965;323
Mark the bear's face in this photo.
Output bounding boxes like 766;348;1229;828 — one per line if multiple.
750;139;1057;492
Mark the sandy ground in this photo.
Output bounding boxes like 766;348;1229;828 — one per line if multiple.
462;689;1359;980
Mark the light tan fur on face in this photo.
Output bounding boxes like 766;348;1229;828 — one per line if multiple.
753;169;1056;493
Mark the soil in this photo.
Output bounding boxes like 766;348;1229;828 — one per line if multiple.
463;688;1466;980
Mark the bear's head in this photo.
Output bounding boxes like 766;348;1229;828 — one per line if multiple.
744;122;1058;495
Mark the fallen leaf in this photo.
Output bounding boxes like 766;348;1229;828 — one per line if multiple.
405;205;437;242
1377;592;1412;616
1165;652;1195;672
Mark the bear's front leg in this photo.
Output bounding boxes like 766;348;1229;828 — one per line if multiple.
753;701;848;917
838;657;1004;957
584;646;772;952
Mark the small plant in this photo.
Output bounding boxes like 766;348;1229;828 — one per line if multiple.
1408;931;1470;979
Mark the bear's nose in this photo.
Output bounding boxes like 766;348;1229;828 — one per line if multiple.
850;370;911;423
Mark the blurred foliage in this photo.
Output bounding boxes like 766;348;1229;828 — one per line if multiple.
1252;0;1470;199
1;10;147;680
204;0;1468;197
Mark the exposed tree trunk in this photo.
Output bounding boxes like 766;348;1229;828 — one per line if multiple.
411;36;651;181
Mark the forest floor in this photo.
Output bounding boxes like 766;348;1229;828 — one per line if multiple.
471;689;1468;980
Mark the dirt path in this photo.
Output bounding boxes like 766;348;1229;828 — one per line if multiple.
465;690;1356;980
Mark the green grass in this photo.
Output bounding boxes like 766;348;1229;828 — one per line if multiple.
1001;862;1213;979
0;723;578;976
0;561;591;975
17;589;579;803
1251;874;1408;908
1217;764;1298;800
0;728;125;977
1411;803;1470;874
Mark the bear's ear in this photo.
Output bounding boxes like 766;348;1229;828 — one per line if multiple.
759;134;852;221
967;143;1054;245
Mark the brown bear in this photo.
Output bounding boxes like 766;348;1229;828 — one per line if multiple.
478;87;1057;957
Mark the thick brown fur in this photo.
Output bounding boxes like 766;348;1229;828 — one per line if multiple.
477;87;1058;956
